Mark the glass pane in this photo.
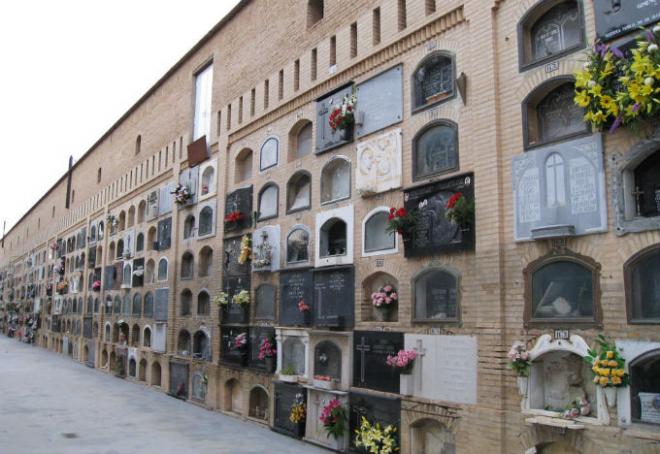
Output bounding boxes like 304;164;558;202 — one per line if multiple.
296;123;313;158
414;53;454;108
158;259;168;281
630;250;660;321
260;138;278;170
531;261;593;320
365;212;395;252
199;207;213;235
537;83;586;143
531;2;581;62
287;229;309;263
259;186;278;219
132;294;141;316
321;159;350;203
414;270;458;321
283;338;305;375
633;150;660;218
630;353;660;423
143;293;153;317
414;124;458;180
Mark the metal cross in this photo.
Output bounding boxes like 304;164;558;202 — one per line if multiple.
356;337;371;384
414;339;427;392
632;186;645;216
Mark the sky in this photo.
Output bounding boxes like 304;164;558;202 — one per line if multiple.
0;0;241;234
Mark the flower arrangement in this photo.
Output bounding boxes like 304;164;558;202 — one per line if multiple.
258;337;276;360
238;235;251;264
50;242;58;251
298;298;310;313
106;214;118;230
232;290;250;305
445;192;474;226
92;280;102;291
506;341;531;377
171;183;193;205
253;232;273;268
385;207;417;236
563;394;591;419
289;393;306;424
329;94;357;132
585;335;629;388
354;417;398;454
386;349;417;374
232;332;248;350
320;398;347;439
213;291;229;306
56;281;68;295
224;211;245;224
574;24;660;133
371;284;398;309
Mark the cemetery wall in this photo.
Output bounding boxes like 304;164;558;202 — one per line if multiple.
1;1;660;453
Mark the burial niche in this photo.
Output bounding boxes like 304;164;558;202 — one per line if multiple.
255;284;276;320
258;184;279;220
181;252;194;280
193;330;210;361
314;340;341;381
625;244;660;323
198;205;214;236
143;327;151;347
363;272;399;322
363;209;395;254
629;349;660;425
201;163;216;197
249;387;269;421
260;137;279;171
151;362;161;386
412;51;455;111
180;289;192;316
291;120;313;160
287;171;311;213
183;215;195;239
524;251;600;327
197;290;210;316
224;378;242;413
413;121;458;181
192;371;207;401
198;246;213;278
235;148;253;183
143;292;154;318
177;330;191;355
410;419;455;454
519;0;584;68
632;150;660;219
321;157;350;203
320;218;346;258
413;267;459;322
282;337;306;376
139;359;147;381
286;228;309;264
524;79;588;148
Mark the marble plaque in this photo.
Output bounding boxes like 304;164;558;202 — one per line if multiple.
356;128;402;196
595;0;660;41
512;134;607;241
405;334;477;405
252;225;280;272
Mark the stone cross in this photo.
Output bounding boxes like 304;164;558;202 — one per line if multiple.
356;336;371;384
632;186;645;216
414;338;427;392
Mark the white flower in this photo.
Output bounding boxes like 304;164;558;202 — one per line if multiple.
587;80;597;88
648;43;659;53
645;77;655;87
583;61;590;70
653;25;660;33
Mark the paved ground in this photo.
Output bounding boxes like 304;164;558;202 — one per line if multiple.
0;337;326;454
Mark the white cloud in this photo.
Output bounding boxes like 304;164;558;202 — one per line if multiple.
0;0;240;233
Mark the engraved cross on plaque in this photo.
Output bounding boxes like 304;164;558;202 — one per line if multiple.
414;339;426;392
632;186;645;216
356;337;371;384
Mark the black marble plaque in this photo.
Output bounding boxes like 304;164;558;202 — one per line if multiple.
353;331;404;393
595;0;660;42
220;326;249;367
313;266;354;329
169;362;189;399
224;186;253;232
273;382;307;438
220;275;251;324
255;284;277;321
157;217;172;251
83;316;92;339
279;269;314;327
403;173;475;258
223;236;251;277
248;326;276;371
349;392;400;453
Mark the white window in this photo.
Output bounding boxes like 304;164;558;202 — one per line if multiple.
193;64;213;142
362;208;397;256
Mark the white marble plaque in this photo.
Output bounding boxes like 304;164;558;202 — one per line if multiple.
405;334;477;405
356;128;402;196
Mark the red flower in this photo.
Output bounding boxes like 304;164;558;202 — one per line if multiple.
389;207;396;214
388;213;394;221
446;192;462;209
396;207;407;218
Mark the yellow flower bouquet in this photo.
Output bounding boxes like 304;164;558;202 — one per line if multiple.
354;417;399;454
584;335;629;389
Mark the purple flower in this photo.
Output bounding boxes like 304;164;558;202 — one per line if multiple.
609;113;623;134
633;103;641;113
610;46;624;59
647;30;655;43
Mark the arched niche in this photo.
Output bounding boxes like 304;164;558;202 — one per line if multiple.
410;418;455;454
224;378;242;414
248;386;269;421
362;271;399;322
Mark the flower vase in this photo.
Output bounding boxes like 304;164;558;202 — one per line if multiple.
327;434;348;452
339;123;353;142
264;356;276;373
400;373;414;396
375;306;393;322
295;421;306;438
604;387;617;408
517;376;528;396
